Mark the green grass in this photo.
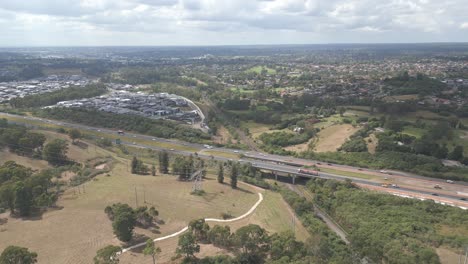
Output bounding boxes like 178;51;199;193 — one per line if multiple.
439;129;468;156
246;191;309;241
230;87;256;94
245;66;277;75
401;126;426;139
201;150;240;159
319;167;375;180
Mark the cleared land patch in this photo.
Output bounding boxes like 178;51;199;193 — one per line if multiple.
244;121;273;139
314;124;360;152
0;149;50;171
245;66;276;75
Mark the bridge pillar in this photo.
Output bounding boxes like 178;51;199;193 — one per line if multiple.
274;171;278;181
292;175;296;185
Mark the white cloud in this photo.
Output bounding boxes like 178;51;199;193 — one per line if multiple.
0;0;467;46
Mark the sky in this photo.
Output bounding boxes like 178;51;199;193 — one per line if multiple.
1;0;468;46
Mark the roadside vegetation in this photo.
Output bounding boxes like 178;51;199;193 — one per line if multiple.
36;108;211;143
303;178;468;264
9;83;107;108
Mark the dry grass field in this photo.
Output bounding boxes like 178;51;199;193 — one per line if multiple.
243;122;273;139
314;124;360;152
212;125;237;145
0;150;50;171
284;138;314;153
0;128;311;264
0;162;260;264
120;187;310;264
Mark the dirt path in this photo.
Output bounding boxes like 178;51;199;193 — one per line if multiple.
121;192;264;253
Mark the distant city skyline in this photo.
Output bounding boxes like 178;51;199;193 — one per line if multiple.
1;0;468;46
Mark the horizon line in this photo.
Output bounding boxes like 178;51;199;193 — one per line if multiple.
1;41;468;48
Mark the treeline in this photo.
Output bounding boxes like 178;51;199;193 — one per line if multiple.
0;119;70;166
0;162;59;217
279;187;355;263
376;119;467;163
306;178;468;263
301;151;468;181
9;83;107;108
175;217;352;264
0;119;45;157
109;67;199;86
104;203;159;242
383;72;447;95
36;108;211;143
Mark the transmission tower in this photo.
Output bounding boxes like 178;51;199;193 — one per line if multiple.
190;169;204;192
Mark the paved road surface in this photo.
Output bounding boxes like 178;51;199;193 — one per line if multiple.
1;112;467;209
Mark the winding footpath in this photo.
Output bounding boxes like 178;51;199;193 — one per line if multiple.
121;192;264;253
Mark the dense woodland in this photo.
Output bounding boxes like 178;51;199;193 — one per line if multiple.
306;178;468;264
36;108;211;143
383;72;447;95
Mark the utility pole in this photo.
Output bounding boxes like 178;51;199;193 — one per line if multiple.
291;215;296;236
134;186;138;208
464;246;467;264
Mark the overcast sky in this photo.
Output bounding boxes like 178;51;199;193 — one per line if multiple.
1;0;468;46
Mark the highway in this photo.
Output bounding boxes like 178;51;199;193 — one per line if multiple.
1;112;467;209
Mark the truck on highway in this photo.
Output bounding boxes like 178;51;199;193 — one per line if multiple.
117;130;125;135
381;183;389;188
434;184;442;189
298;168;319;176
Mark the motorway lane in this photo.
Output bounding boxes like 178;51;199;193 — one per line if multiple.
124;141;468;208
2;112;467;208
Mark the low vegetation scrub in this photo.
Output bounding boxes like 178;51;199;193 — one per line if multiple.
306;178;468;263
36;108;211;143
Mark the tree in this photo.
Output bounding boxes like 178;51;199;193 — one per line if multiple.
131;156;138;174
42;139;68;166
217;163;224;184
143;239;161;264
0;245;38;264
208;225;232;248
158;151;169;174
13;182;33;217
338;107;346;117
449;146;464;161
188;219;210;243
130;156;148;175
230;163;238;189
234;224;270;261
109;203;136;242
68;128;82;143
176;232;200;259
151;164;156;176
149;206;159;217
94;245;121;264
0;184;15;213
269;231;305;261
